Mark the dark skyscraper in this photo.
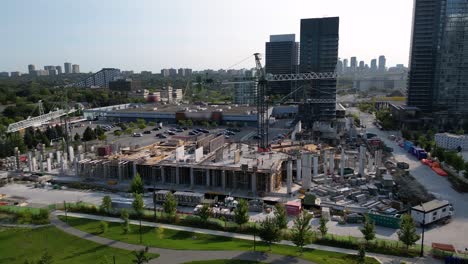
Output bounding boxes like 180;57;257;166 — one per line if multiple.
407;0;468;127
265;34;299;97
370;59;377;71
378;55;386;72
350;56;357;72
299;17;339;124
64;62;72;74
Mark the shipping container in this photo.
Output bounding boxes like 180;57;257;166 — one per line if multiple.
285;201;301;216
368;212;401;228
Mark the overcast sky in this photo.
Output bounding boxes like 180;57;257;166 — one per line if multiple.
0;0;414;73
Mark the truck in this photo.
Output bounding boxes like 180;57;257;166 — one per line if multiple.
397;162;409;169
412;147;428;160
403;141;414;152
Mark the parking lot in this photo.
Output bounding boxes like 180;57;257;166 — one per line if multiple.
70;121;292;149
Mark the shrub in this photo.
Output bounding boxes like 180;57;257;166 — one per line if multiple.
99;221;108;234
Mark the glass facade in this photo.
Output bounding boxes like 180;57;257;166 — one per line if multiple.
408;0;468;125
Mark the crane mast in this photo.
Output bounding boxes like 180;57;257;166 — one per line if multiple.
253;53;270;152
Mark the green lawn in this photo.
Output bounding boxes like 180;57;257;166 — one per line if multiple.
183;260;266;264
0;226;159;264
62;216;379;264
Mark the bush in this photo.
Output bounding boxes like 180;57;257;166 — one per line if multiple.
99;221;108;233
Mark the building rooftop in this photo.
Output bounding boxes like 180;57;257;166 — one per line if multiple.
412;199;449;213
116;103;259;115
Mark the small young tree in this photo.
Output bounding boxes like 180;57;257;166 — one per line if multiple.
132;193;144;243
37;249;53;264
121;209;131;234
130;173;145;194
73;133;81;142
163;192;177;219
397;214;420;251
291;210;314;254
274;203;288;229
318;216;328;238
101;195;112;214
360;215;376;244
155;226;164;239
198;204;211;222
258;217;281;251
99;221;108;234
114;130;122;137
234;199;249;229
357;243;366;263
83;126;96;141
132;246;151;264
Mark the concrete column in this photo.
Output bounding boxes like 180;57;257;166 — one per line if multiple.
56;151;61;164
39;155;44;172
28;152;33;172
340;148;345;177
77;145;83;154
205;169;210;187
68;146;74;162
375;150;382;168
323;150;328;174
14;147;20;170
221;170;226;190
313;155;319;178
287;160;292;195
118;164;123;181
301;153;311;190
251;172;256;194
47;158;51;172
176;166;180;185
161;167;165;184
80;154;84;161
359;145;365;177
190;167;194;188
133;162;137;177
329;152;335;175
48;152;53;160
74;158;78;177
32;157;37;172
296;157;302;181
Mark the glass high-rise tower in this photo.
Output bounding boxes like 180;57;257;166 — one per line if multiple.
407;0;468;127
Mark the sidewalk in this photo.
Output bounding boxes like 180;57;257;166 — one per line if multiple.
54;211;440;264
51;213;313;264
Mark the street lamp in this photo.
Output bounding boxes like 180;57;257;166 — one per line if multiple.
420;203;426;257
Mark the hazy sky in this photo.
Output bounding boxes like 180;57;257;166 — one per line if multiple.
1;0;414;73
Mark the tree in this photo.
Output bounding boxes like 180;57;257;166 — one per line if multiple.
73;133;80;142
291;210;314;254
198;204;211;222
37;250;53;264
464;162;468;178
114;130;122;137
132;246;151;264
234;199;249;228
83;126;96;141
101;195;112;214
155;226;164;239
124;128;133;135
132;193;144;243
163;192;177;219
397;214;420;251
95;125;105;137
258;217;281;250
357;243;366;263
186;119;193;127
452;155;465;172
121;209;131;234
360;215;376;244
99;221;108;233
318;216;328;238
97;134;107;141
130;173;144;194
274;203;288;229
148;121;156;127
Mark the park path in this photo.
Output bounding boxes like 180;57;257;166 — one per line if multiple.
52;211;439;264
51;212;314;264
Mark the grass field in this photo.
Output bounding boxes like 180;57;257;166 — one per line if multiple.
0;226;159;264
183;260;266;264
62;216;379;264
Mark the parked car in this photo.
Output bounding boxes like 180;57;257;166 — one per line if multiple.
133;133;143;137
143;130;151;134
152;127;160;131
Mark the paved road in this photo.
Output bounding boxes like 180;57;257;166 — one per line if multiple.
350;108;468;251
51;213;314;264
54;211;436;264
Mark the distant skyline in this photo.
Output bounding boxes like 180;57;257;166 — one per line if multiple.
1;0;413;73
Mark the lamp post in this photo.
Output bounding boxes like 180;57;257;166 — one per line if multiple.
253;221;257;251
420;203;426;257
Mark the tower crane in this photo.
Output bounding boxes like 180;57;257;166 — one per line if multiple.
252;53;337;152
